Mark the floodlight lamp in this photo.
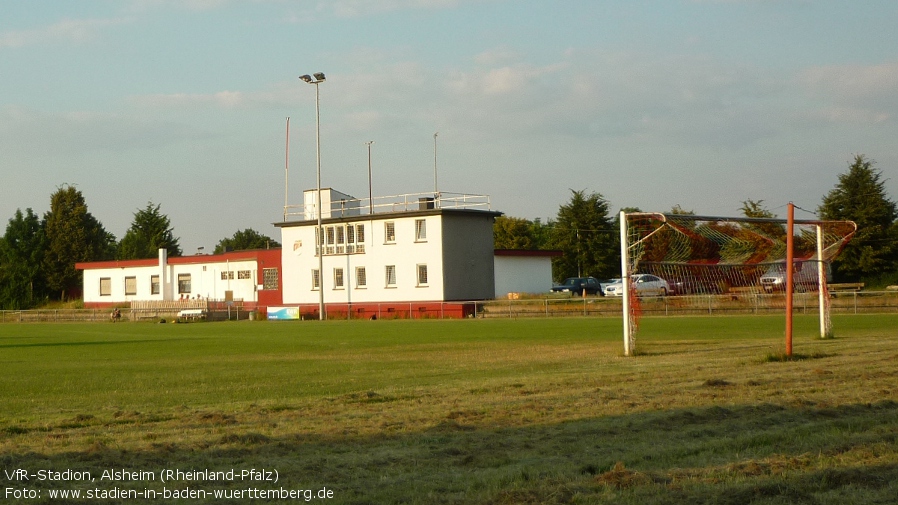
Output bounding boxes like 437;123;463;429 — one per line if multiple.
313;72;326;81
299;74;312;83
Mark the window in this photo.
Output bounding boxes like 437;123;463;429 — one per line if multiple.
221;271;234;280
335;226;345;254
262;268;278;290
325;226;335;255
334;268;344;289
417;264;428;286
385;222;396;243
99;278;112;296
346;225;355;253
385;265;397;287
312;269;320;290
150;275;160;295
177;274;191;294
238;270;252;280
125;276;137;295
316;224;368;256
355;267;367;288
415;219;427;241
356;224;366;253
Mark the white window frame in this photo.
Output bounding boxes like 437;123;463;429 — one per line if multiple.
346;225;355;254
150;275;160;295
355;267;367;288
336;226;345;254
385;222;396;244
416;264;429;286
385;265;397;287
99;277;112;296
124;276;137;296
334;268;345;289
356;224;366;253
415;219;427;242
177;274;191;294
311;269;320;290
325;226;336;255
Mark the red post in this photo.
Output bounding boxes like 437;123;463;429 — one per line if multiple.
785;203;794;357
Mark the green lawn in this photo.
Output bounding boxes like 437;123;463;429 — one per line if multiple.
1;315;896;503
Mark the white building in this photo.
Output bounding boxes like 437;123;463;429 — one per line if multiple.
77;248;282;309
275;189;500;318
76;188;560;319
494;249;562;298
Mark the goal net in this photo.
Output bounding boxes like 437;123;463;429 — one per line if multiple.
619;211;856;356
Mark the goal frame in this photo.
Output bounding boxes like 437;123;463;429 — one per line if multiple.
619;207;856;357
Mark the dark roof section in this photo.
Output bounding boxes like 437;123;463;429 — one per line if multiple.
494;249;562;257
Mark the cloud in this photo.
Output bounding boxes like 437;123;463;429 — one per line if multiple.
796;62;898;124
0;18;129;49
280;0;492;21
129;82;304;109
125;0;233;12
799;62;898;99
0;106;203;155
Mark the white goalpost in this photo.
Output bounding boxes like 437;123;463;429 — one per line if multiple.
619;208;856;357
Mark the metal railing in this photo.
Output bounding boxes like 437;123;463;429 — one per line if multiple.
473;290;898;318
2;291;895;323
283;191;491;221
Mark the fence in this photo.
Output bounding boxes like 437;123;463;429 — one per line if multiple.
0;309;114;323
473;290;898;318
2;291;896;323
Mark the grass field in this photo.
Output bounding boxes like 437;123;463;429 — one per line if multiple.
1;315;896;504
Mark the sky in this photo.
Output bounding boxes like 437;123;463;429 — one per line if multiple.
2;0;898;254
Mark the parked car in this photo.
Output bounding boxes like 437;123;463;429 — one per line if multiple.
603;274;671;297
600;278;621;296
759;260;831;292
551;277;603;296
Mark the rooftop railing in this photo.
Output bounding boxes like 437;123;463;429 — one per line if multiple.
284;191;491;221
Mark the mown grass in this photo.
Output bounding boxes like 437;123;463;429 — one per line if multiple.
1;315;896;504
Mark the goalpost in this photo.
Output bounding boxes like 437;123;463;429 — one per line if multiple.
619;207;856;357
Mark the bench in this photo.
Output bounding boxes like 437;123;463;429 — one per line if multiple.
177;309;206;321
829;283;864;292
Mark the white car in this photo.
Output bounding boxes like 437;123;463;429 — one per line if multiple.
603;274;670;297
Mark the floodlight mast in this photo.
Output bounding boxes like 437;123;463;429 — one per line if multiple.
299;72;326;320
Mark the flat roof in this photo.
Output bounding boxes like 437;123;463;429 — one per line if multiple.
494;249;562;258
76;248;281;270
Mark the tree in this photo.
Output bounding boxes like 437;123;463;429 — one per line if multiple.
741;199;787;242
214;229;280;254
818;155;898;282
42;186;117;300
118;202;182;259
0;208;47;309
550;190;618;281
494;216;538;250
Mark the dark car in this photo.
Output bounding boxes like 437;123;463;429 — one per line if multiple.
551;277;603;296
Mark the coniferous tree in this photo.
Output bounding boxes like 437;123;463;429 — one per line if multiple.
214;229;280;254
118;202;182;259
550;190;618;281
42;186;116;300
818;155;898;282
0;208;47;309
